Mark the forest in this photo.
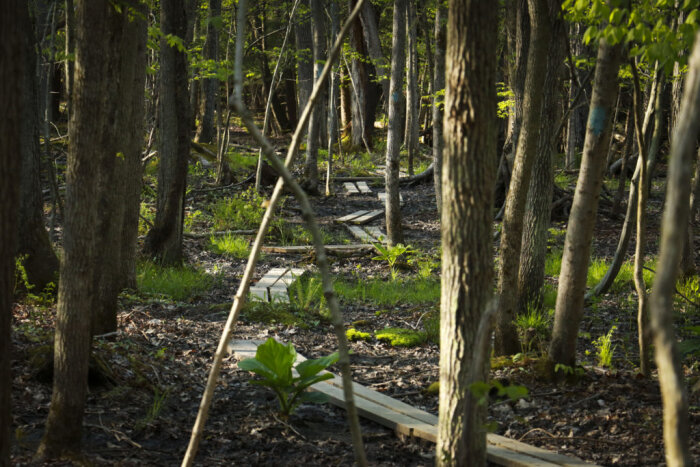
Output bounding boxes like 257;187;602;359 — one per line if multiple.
1;0;699;465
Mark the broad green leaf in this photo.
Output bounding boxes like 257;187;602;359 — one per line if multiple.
254;338;296;386
504;385;529;400
296;372;335;391
299;391;329;404
238;357;277;381
296;352;340;379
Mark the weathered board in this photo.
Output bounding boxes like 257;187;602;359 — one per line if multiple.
335;210;369;223
248;267;305;302
356;181;372;193
344;182;359;194
345;225;386;244
261;244;375;255
229;339;601;467
364;226;386;242
349;209;384;225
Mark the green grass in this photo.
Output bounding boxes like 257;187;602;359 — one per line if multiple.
137;262;216;301
545;249;656;293
209;234;250;259
334;277;440;306
210;187;266;230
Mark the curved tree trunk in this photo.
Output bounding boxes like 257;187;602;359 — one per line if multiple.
495;0;551;356
384;0;406;246
648;32;700;467
145;0;191;265
432;2;446;216
0;1;24;462
549;36;624;370
437;0;498;463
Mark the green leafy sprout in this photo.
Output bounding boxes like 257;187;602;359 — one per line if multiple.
238;338;338;417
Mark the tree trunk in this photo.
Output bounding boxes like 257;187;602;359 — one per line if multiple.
517;0;565;314
93;10;147;335
549;36;624;370
495;0;551;356
326;0;340;196
145;0;191;265
64;0;75;119
304;0;327;190
349;0;379;150
566;22;590;169
432;2;446;217
630;60;651;377
195;0;221;143
384;0;406;246
18;14;59;293
680;148;699;276
359;1;389;108
37;0;144;457
0;1;24;463
404;0;419;176
295;4;313;116
648;32;700;467
437;0;497;463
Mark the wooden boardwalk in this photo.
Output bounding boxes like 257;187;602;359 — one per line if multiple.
248;267;305;302
230;340;600;467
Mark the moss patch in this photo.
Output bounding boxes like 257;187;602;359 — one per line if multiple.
375;327;427;347
346;328;371;342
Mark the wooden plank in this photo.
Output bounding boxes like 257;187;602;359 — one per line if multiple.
261;244;375;255
248;287;268;301
349;209;384;225
356;181;372;193
346;225;376;243
487;435;595;467
344;182;359;194
229;340;600;467
335;210;369;223
364;226;386;243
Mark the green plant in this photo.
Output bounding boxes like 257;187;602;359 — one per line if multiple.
545;249;563;277
514;305;552;353
554;363;585;377
184;209;205;233
209;234;250;259
288;275;327;318
375;327;427;347
346;328;371;342
593;325;617;368
410;252;439;280
238;338;338;416
679;325;700;358
469;380;529;406
137;262;216;301
139;202;155;236
372;243;414;280
210;186;267;230
423;312;440;344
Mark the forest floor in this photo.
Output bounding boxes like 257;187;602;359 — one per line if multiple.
9;135;700;466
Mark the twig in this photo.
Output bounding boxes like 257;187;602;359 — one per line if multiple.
569;391;602;408
518;427;557;441
181;1;368;465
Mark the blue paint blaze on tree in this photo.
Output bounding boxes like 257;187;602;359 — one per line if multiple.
588;106;607;137
392;91;400;103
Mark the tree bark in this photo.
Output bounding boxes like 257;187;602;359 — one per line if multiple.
326;0;340;196
0;1;24;463
404;0;419;175
517;0;565;314
295;4;313;115
495;0;551;356
195;0;221;143
37;0;144;457
566;22;590;169
93;8;147;334
384;0;406;246
18;12;59;293
680;148;699;276
303;0;327;190
432;2;446;217
437;0;498;463
145;0;191;265
359;1;389;107
648;32;700;467
549;36;624;370
349;0;379;150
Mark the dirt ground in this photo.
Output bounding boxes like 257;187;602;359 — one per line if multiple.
9;156;700;466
